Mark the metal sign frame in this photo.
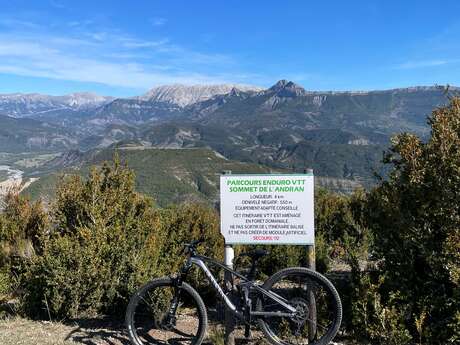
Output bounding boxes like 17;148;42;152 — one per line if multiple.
220;173;315;245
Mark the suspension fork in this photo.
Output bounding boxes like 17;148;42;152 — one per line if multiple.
165;257;193;325
175;256;193;287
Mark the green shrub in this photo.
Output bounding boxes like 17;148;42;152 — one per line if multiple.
315;188;371;264
0;190;49;318
157;203;223;271
366;293;413;345
22;157;162;319
156;202;224;293
364;97;460;343
0;191;49;266
347;252;412;345
0;268;11;299
18;155;228;319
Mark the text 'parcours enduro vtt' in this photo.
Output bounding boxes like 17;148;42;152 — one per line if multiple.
125;239;342;345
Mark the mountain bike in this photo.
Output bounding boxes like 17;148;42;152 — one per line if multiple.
125;239;342;345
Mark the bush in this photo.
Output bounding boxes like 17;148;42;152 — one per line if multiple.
0;190;48;318
22;158;162;318
364;97;460;343
17;156;228;319
156;202;224;291
347;252;412;345
315;188;371;265
0;190;48;266
0;268;11;299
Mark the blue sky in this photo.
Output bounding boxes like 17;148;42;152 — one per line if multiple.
0;0;459;96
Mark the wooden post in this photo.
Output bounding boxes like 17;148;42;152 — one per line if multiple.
222;170;236;345
305;167;317;340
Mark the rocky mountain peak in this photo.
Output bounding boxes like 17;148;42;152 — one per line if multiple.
229;87;244;97
268;80;306;97
270;79;289;90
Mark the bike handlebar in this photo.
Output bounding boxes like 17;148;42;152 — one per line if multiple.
183;238;205;254
185;238;205;247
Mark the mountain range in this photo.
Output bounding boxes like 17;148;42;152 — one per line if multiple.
138;83;263;106
0;92;114;118
0;81;454;193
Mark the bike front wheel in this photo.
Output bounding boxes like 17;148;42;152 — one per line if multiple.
125;277;208;345
257;267;342;345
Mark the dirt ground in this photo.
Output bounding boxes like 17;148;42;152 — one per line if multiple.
0;316;350;345
0;317;261;345
0;317;129;345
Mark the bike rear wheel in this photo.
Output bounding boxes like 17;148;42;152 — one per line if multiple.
257;267;342;345
126;277;208;345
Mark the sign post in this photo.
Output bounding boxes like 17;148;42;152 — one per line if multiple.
305;168;316;270
305;168;317;341
224;243;235;345
220;172;315;344
222;170;236;345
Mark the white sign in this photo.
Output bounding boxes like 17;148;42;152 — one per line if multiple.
220;174;314;245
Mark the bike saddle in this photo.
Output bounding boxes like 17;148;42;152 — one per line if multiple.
240;248;269;260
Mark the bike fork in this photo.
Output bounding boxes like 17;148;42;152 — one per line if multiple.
242;286;252;338
165;260;192;327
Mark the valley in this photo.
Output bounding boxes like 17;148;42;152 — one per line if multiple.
0;81;455;203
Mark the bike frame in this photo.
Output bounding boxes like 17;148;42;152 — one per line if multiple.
175;252;297;321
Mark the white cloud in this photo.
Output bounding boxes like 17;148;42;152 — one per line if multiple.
394;59;459;70
0;41;58;56
0;53;228;88
0;21;248;89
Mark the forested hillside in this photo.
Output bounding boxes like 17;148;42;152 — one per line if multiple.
23;146;362;205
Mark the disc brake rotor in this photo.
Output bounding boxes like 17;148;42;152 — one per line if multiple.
289;297;310;325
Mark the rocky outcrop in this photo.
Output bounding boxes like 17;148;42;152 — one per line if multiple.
139;84;262;107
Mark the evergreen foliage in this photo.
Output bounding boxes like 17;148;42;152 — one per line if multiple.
23;156;162;318
17;156;225;319
364;97;460;344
